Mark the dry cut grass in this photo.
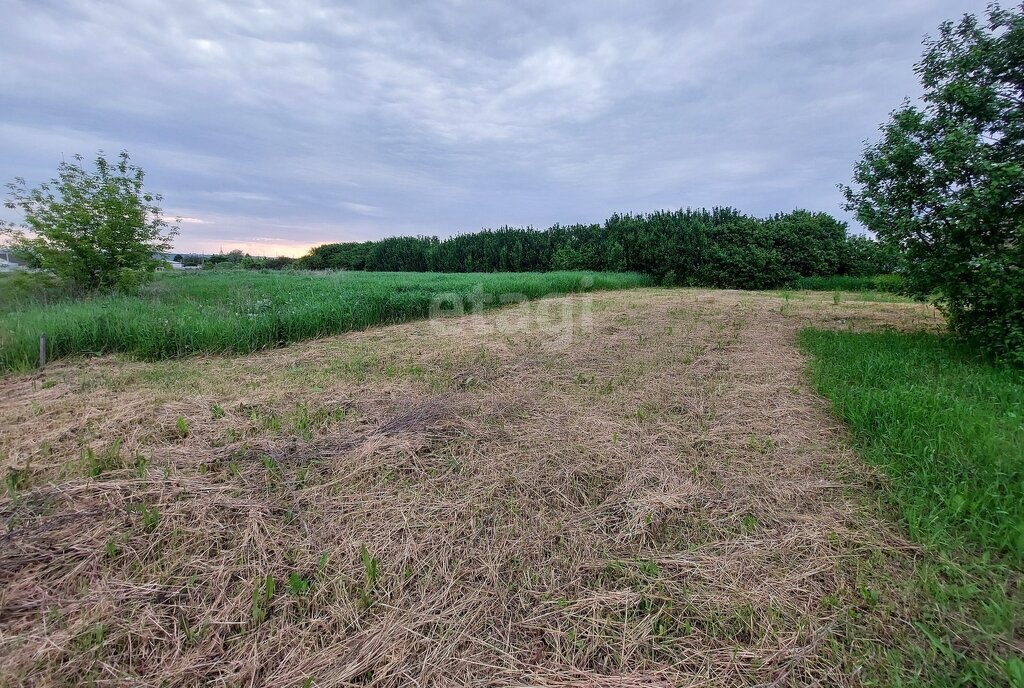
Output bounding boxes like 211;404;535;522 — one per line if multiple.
0;289;941;686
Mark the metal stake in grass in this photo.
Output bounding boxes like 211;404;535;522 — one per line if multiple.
39;333;47;367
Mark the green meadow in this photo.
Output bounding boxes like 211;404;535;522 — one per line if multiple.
0;270;650;372
801;329;1024;684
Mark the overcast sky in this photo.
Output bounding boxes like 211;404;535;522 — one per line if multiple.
1;0;991;257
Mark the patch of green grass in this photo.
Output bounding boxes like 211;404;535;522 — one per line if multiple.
358;544;380;610
800;329;1023;560
778;274;912;303
792;274;903;293
0;271;72;312
5;465;29;496
134;503;160;533
250;574;275;626
73;623;105;653
287;572;311;596
800;328;1023;684
0;270;651;373
82;439;123;478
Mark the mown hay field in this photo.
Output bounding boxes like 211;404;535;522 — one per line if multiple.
2;287;1019;686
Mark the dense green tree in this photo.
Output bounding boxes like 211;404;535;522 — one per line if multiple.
301;241;372;270
840;235;900;276
843;4;1024;363
702;217;796;289
765;210;847;277
605;240;626;272
1;151;178;292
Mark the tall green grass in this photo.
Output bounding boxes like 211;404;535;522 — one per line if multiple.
792;274;903;293
0;270;651;372
0;271;73;311
800;329;1023;561
801;329;1023;685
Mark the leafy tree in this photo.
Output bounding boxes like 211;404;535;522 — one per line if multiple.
843;4;1024;363
840;235;900;276
702;217;796;289
206;250;248;267
605;240;626;272
765;210;847;277
1;151;179;292
551;244;585;270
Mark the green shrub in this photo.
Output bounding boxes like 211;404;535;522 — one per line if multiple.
944;260;1024;367
1;151;177;293
0;271;72;312
840;235;900;276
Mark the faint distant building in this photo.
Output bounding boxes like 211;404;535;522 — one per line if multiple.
154;252;207;270
0;247;25;272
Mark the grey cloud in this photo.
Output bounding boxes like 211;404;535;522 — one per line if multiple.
0;0;993;254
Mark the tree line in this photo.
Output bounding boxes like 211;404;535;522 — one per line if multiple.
294;208;895;288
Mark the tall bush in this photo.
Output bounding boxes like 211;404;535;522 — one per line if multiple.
2;151;178;293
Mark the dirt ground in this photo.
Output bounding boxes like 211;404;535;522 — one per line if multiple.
0;289;942;686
